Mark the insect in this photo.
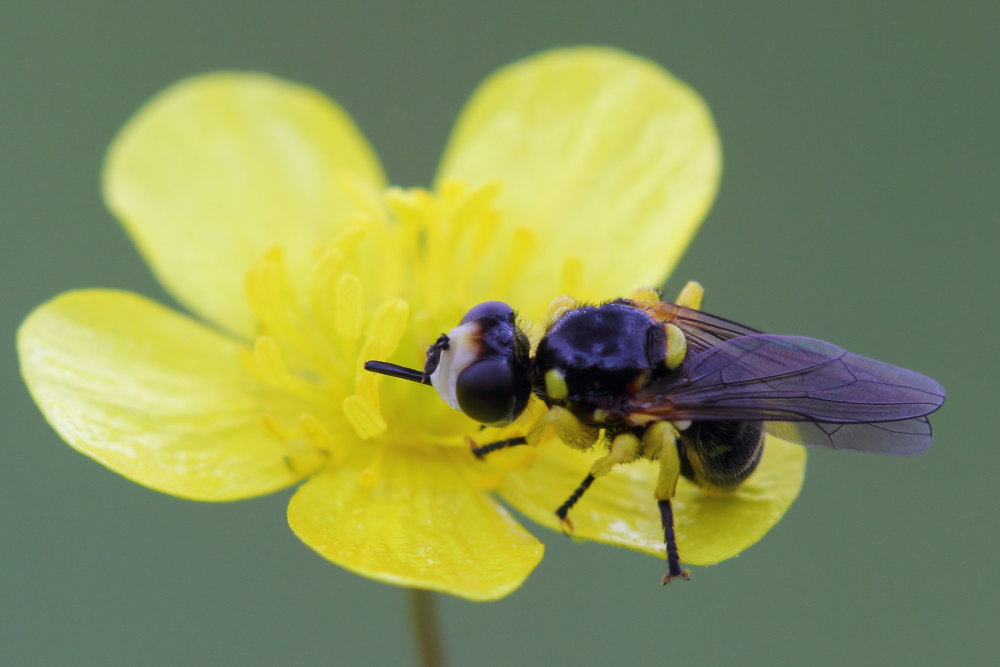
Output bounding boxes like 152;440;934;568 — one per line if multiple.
364;285;946;583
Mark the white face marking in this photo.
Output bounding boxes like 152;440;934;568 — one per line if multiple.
429;322;481;412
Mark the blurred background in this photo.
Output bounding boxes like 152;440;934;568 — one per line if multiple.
2;1;996;665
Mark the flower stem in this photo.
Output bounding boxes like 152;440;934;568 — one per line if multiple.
408;588;446;667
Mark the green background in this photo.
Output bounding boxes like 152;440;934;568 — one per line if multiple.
3;2;996;665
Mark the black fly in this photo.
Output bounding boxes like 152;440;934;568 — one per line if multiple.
364;289;946;583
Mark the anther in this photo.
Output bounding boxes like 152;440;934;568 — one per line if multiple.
258;413;289;441
545;295;577;323
333;172;383;219
629;285;661;302
334;273;364;340
364;298;409;358
449;181;502;227
675;281;704;310
357;445;384;488
561;255;583;296
333;216;373;250
253;336;291;389
495;227;536;293
300;413;338;460
342;394;387;440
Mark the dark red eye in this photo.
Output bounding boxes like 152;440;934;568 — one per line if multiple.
456;359;517;425
460;301;514;325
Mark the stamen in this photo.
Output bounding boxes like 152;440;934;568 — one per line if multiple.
253;336;292;390
385;187;435;303
629;285;661;302
257;412;331;477
357;444;384;488
250;336;335;406
545;295;577;323
385;187;432;229
455;210;501;296
354;339;384;409
675;281;704;310
307;247;346;347
334;172;385;220
438;178;467;208
258;412;289;441
300;413;348;463
342;394;388;440
333;273;364;341
332;216;373;252
364;298;409;359
448;181;502;234
245;249;287;337
246;247;333;373
561;255;583;297
495;227;537;294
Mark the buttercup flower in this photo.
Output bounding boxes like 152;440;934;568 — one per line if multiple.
19;47;805;600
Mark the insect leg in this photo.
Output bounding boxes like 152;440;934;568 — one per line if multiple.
555;432;640;531
657;500;688;584
469;404;600;459
645;421;691;584
467;436;527;459
554;474;595;532
526;405;600;450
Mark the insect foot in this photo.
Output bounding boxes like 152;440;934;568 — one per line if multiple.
661;569;692;585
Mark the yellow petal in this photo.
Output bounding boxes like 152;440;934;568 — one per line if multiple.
287;448;543;600
498;436;805;565
437;47;721;318
18;290;314;500
104;73;386;337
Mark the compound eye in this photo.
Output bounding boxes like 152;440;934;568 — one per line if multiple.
455;359;516;426
459;301;514;325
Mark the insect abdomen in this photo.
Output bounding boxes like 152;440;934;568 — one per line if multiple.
678;421;764;490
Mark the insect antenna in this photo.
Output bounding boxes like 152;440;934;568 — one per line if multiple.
363;361;431;385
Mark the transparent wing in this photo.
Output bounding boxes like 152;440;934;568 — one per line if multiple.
634;334;946;456
765;418;933;456
627;299;761;354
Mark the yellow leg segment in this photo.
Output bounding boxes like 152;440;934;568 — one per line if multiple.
589;433;640;477
527;405;599;451
644;421;690;583
555;432;640;533
649;422;681;501
472;404;600;465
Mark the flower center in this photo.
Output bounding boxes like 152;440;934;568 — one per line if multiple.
239;179;565;486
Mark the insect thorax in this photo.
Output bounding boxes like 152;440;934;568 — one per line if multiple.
533;301;669;425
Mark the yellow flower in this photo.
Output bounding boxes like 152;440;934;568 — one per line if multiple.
18;47;805;600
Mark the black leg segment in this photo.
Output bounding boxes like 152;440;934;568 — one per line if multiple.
554;473;596;530
658;499;690;584
469;436;527;459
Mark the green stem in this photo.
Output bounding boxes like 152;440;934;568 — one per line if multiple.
408;588;446;667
